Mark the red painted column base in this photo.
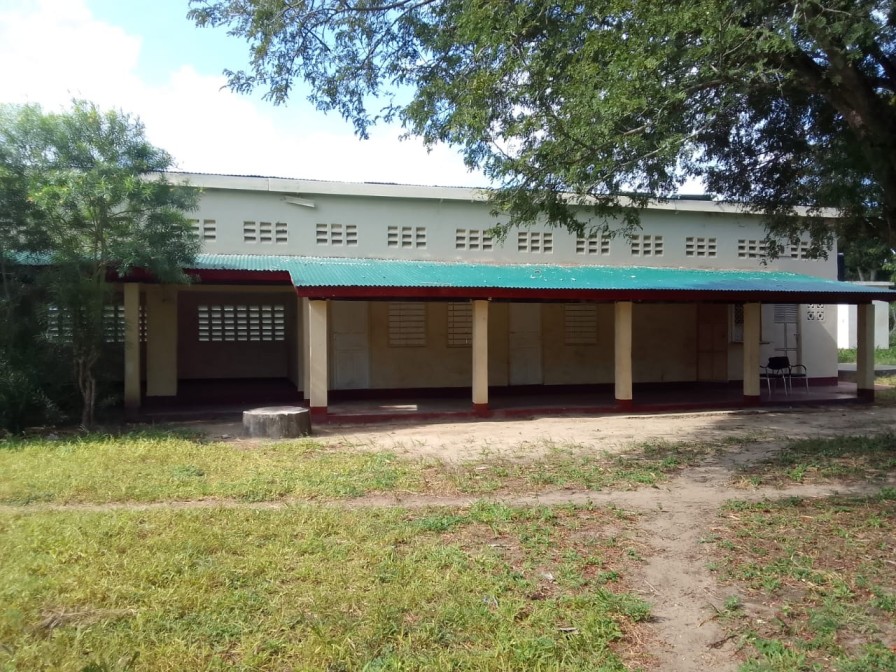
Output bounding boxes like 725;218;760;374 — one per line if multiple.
742;394;761;406
310;406;328;421
615;398;633;411
472;403;490;417
857;388;875;402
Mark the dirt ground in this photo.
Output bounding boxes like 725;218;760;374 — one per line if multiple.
176;404;896;671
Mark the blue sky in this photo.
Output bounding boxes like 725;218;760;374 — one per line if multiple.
0;0;484;186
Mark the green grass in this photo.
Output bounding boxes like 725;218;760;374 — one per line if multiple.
711;490;896;671
0;432;720;505
0;504;650;671
0;432;423;504
838;346;896;364
734;433;896;486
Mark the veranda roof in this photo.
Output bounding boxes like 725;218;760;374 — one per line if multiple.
184;254;896;304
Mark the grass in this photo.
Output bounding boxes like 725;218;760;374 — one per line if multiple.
838;346;896;364
710;490;896;671
0;503;650;671
0;431;720;505
734;432;896;486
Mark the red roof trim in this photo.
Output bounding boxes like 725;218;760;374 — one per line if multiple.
295;285;881;303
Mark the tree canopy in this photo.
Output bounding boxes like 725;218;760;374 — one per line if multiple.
190;0;896;257
0;101;199;428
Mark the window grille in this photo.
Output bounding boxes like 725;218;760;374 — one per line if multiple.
575;233;610;255
517;231;553;253
447;302;472;347
685;237;717;257
197;304;286;342
190;219;217;242
630;234;663;256
388;303;426;347
564;304;598;345
737;239;767;258
455;228;494;250
316;223;357;246
806;304;826;322
387;225;427;249
790;240;811;259
48;304;146;343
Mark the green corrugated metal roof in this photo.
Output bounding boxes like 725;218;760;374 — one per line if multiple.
192;253;896;298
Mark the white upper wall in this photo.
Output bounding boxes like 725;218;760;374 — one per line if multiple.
173;173;837;279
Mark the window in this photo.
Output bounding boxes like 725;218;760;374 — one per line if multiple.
190;218;217;242
790;240;811;259
517;231;553;253
447;302;472;347
455;228;494;251
730;304;744;343
316;223;357;246
387;225;427;249
630;234;663;256
737;239;767;259
243;221;287;244
806;304;826;322
48;304;146;343
685;237;717;257
197;304;286;342
575;233;610;255
388;303;426;347
564;304;598;345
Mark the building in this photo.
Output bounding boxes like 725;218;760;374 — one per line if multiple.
117;173;895;419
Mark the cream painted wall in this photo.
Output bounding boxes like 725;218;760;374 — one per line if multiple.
541;303;615;384
144;285;178;397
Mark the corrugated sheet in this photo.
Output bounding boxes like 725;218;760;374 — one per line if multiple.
191;254;895;297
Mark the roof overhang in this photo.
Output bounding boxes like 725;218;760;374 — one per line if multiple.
183;254;896;305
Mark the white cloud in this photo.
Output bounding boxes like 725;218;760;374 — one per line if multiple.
0;0;485;187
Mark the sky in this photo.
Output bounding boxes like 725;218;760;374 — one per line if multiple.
0;0;486;187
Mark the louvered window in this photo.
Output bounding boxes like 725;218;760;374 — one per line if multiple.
517;231;553;253
685;237;717;257
387;225;427;249
575;233;610;255
455;228;494;251
737;239;767;258
190;219;217;242
630;234;664;256
564;304;598;345
388;303;426;347
447;302;472;347
316;223;357;246
197;304;286;342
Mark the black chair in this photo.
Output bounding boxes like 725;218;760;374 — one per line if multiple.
782;356;809;392
760;356;792;395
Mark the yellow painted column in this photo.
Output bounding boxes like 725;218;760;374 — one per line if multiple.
123;283;141;411
472;300;489;414
857;303;875;402
300;297;310;399
308;299;328;415
145;285;178;397
742;303;761;404
614;301;633;410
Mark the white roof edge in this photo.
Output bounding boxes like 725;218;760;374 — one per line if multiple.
160;172;836;217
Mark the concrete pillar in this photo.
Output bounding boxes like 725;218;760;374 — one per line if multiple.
857;303;875;402
301;297;310;400
614;301;633;410
472;300;489;415
742;303;761;404
145;285;178;397
123;283;141;411
308;299;328;416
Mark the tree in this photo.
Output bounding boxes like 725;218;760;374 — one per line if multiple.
0;101;199;428
189;0;896;255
